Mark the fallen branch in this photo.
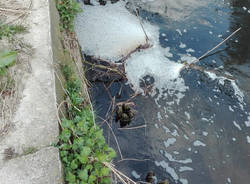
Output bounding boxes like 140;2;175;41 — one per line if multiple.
84;60;126;78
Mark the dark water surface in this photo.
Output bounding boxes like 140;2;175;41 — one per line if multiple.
85;0;250;183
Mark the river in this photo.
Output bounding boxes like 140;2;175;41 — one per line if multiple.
75;0;250;183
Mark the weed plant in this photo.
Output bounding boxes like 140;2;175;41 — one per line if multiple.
57;65;116;184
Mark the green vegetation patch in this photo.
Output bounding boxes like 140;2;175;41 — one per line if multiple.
0;24;26;39
56;0;82;31
57;65;116;184
0;50;17;76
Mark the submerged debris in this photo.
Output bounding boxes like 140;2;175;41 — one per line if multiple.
145;171;155;183
115;102;134;127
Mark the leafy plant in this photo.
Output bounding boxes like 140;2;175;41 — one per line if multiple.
0;50;17;76
57;65;116;184
0;24;26;39
56;0;82;31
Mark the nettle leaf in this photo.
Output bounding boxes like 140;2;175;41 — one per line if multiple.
88;174;96;184
78;154;88;164
100;167;110;177
59;129;71;142
61;119;73;129
78;169;88;181
107;148;116;160
0;50;17;68
66;171;76;183
101;177;111;184
70;159;78;170
80;146;91;157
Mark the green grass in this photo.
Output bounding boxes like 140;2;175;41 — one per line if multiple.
56;0;81;32
0;24;26;39
57;65;116;184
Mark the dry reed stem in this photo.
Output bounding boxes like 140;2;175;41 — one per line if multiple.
5;0;32;25
117;158;150;163
98;116;123;160
103;162;137;184
118;124;147;130
189;27;242;65
0;7;30;13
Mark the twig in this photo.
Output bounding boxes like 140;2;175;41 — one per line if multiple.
84;60;125;77
190;27;242;64
103;162;137;184
5;0;32;24
98;116;123;160
0;7;30;13
130;1;149;42
118;124;146;130
117;158;150;163
103;162;129;184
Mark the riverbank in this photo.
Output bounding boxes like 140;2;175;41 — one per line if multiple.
0;0;62;183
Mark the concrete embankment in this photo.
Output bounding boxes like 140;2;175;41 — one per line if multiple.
0;0;71;183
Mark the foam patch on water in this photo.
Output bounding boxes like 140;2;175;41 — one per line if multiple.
155;160;179;180
179;166;194;172
125;24;188;104
75;1;147;62
245;116;250;127
164;138;176;148
233;121;242;130
205;71;245;109
131;170;141;179
193;140;206;147
164;151;192;164
247;136;250;144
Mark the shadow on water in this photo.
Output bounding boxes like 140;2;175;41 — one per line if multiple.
85;0;250;183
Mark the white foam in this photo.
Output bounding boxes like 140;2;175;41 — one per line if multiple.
163;126;171;133
185;111;191;120
206;71;245;107
179;42;186;48
164;138;176;148
186;48;195;53
131;170;141;179
233;121;242;130
75;1;147;62
184;134;189;140
179;54;197;64
180;178;189;184
179;166;194;172
193;140;206;147
176;29;182;36
125;44;188;103
155;160;179;180
202;131;208;136
229;105;234;112
245;116;250;127
247;136;250;144
171;129;179;137
164;151;192;164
